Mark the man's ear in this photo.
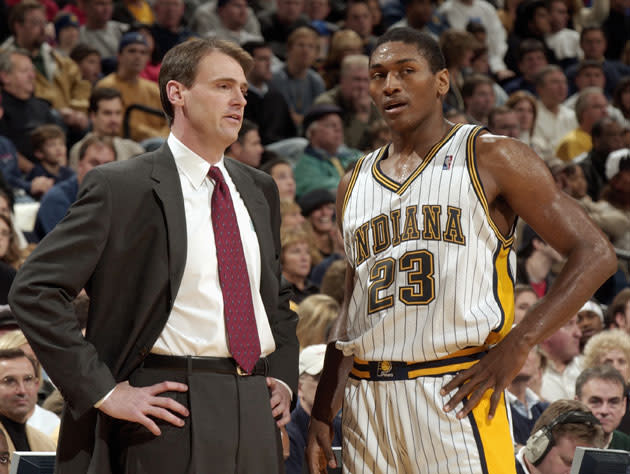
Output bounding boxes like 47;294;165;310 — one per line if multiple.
166;80;185;107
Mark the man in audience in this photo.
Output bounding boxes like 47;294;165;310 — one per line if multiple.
602;0;630;62
242;41;296;145
555;87;608;162
0;349;56;453
314;54;379;150
531;65;577;161
504;39;549;96
343;0;377;54
150;0;195;62
461;73;495;126
258;0;310;60
294;104;360;197
564;61;607;108
578;116;624;200
35;135;115;239
545;0;580;67
69;87;144;169
515;400;605;474
4;0;90;134
0;50;58;171
388;0;449;40
577;300;604;350
96;32;169;143
69;44;102;85
226;119;264;168
191;0;262;43
575;365;630;450
608;288;630;330
285;344;341;474
488;106;521;138
78;0;128;59
271;26;325;129
516;225;564;298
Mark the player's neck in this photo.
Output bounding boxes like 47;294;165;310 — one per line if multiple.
390;116;452;159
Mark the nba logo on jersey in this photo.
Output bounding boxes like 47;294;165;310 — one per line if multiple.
443;155;453;170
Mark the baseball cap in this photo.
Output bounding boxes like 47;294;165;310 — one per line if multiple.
297;188;335;217
605;148;630;181
54;13;79;38
118;32;149;53
299;344;327;376
302;104;343;135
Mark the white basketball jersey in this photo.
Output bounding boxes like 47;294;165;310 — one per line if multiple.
338;124;516;362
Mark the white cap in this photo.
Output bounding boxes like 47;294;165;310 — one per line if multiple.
299;344;327;376
605;148;630;180
578;300;604;323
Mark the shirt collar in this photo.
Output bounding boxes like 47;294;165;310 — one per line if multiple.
167;133;227;190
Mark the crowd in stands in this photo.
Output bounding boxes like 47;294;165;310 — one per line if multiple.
0;0;629;469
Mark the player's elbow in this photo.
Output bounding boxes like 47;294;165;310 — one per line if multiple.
591;236;618;281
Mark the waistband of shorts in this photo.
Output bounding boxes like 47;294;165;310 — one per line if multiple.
142;353;268;376
349;347;487;381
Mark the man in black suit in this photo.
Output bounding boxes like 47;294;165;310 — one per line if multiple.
9;38;298;473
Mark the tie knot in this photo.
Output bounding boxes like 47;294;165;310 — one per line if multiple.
208;166;225;186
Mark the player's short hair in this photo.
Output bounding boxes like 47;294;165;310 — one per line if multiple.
159;38;253;125
372;27;445;73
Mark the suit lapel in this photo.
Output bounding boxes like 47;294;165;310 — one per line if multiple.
150;145;187;305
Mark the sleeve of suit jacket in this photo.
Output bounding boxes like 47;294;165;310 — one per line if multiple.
9;169;117;418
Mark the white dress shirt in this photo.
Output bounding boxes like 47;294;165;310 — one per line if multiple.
152;133;276;358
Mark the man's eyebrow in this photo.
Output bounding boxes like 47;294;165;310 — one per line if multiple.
370;58;420;69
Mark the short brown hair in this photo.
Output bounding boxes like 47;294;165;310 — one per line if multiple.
0;348;38;376
296;294;339;349
531;399;605;448
440;30;479;69
9;0;44;32
287;26;318;50
78;135;117;162
159;38;253;125
607;288;630;328
31;124;65;153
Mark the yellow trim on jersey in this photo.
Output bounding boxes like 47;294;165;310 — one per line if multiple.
341;151;373;221
486;244;515;346
469;391;517;474
371;124;464;194
466;126;515;247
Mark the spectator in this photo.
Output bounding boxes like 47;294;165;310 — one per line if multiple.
488;105;521;138
271;26;326;129
285;344;341;474
53;12;80;57
601;0;630;62
612;77;630;126
318;258;345;305
388;0;449;41
112;0;155;25
297;188;338;259
514;284;539;325
27;125;74;187
78;0;128;59
515;400;605;474
294;104;361;197
438;0;511;78
0;50;58;167
576;300;604;351
191;0;262;44
295;295;338;349
149;0;195;62
319;29;363;90
506;90;538;146
517;225;564;298
461;73;495;126
258;0;311;61
0;349;56;455
132;24;160;84
595;148;630;250
440;29;479;113
0;215;21;269
69;87;144;169
531;65;577;161
279;198;306;230
608;288;630;330
545;0;580;68
314;54;379;150
281;227;318;304
3;0;90;135
96;32;169;142
261;158;297;201
242;41;297;145
34;135;115;239
343;0;377;55
69;43;102;85
225;119;263;168
575;365;630;449
555;87;608;162
578;116;624;200
539;311;582;401
564;61;607;109
503;39;549;96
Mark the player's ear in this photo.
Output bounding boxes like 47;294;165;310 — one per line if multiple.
435;68;450;97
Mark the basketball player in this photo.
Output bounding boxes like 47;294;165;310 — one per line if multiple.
306;27;616;473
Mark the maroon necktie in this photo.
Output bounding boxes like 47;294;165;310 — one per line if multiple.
209;166;261;374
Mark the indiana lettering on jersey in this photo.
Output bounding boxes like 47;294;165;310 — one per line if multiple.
353;204;466;266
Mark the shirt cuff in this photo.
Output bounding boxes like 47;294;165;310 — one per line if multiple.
274;377;293;400
94;386;116;409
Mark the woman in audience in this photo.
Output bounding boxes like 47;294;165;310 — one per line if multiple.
0;214;22;269
280;199;306;231
261;158;297;201
297;189;338;260
506;90;538;146
296;294;339;349
281;228;319;304
320;29;363;90
514;284;539;325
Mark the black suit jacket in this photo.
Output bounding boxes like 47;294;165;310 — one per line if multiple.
9;144;298;473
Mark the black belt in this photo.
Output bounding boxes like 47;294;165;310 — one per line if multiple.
142;353;268;376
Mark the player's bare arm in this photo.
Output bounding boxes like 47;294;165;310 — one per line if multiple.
306;170;356;474
441;133;617;420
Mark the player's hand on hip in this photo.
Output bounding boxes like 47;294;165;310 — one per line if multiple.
267;377;291;427
440;339;529;420
306;417;336;474
98;380;189;436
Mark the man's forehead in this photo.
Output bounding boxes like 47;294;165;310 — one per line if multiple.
370;44;425;68
583;377;624;395
0;357;33;375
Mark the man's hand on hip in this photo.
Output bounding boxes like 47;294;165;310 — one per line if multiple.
98;380;189;435
267;377;291;427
